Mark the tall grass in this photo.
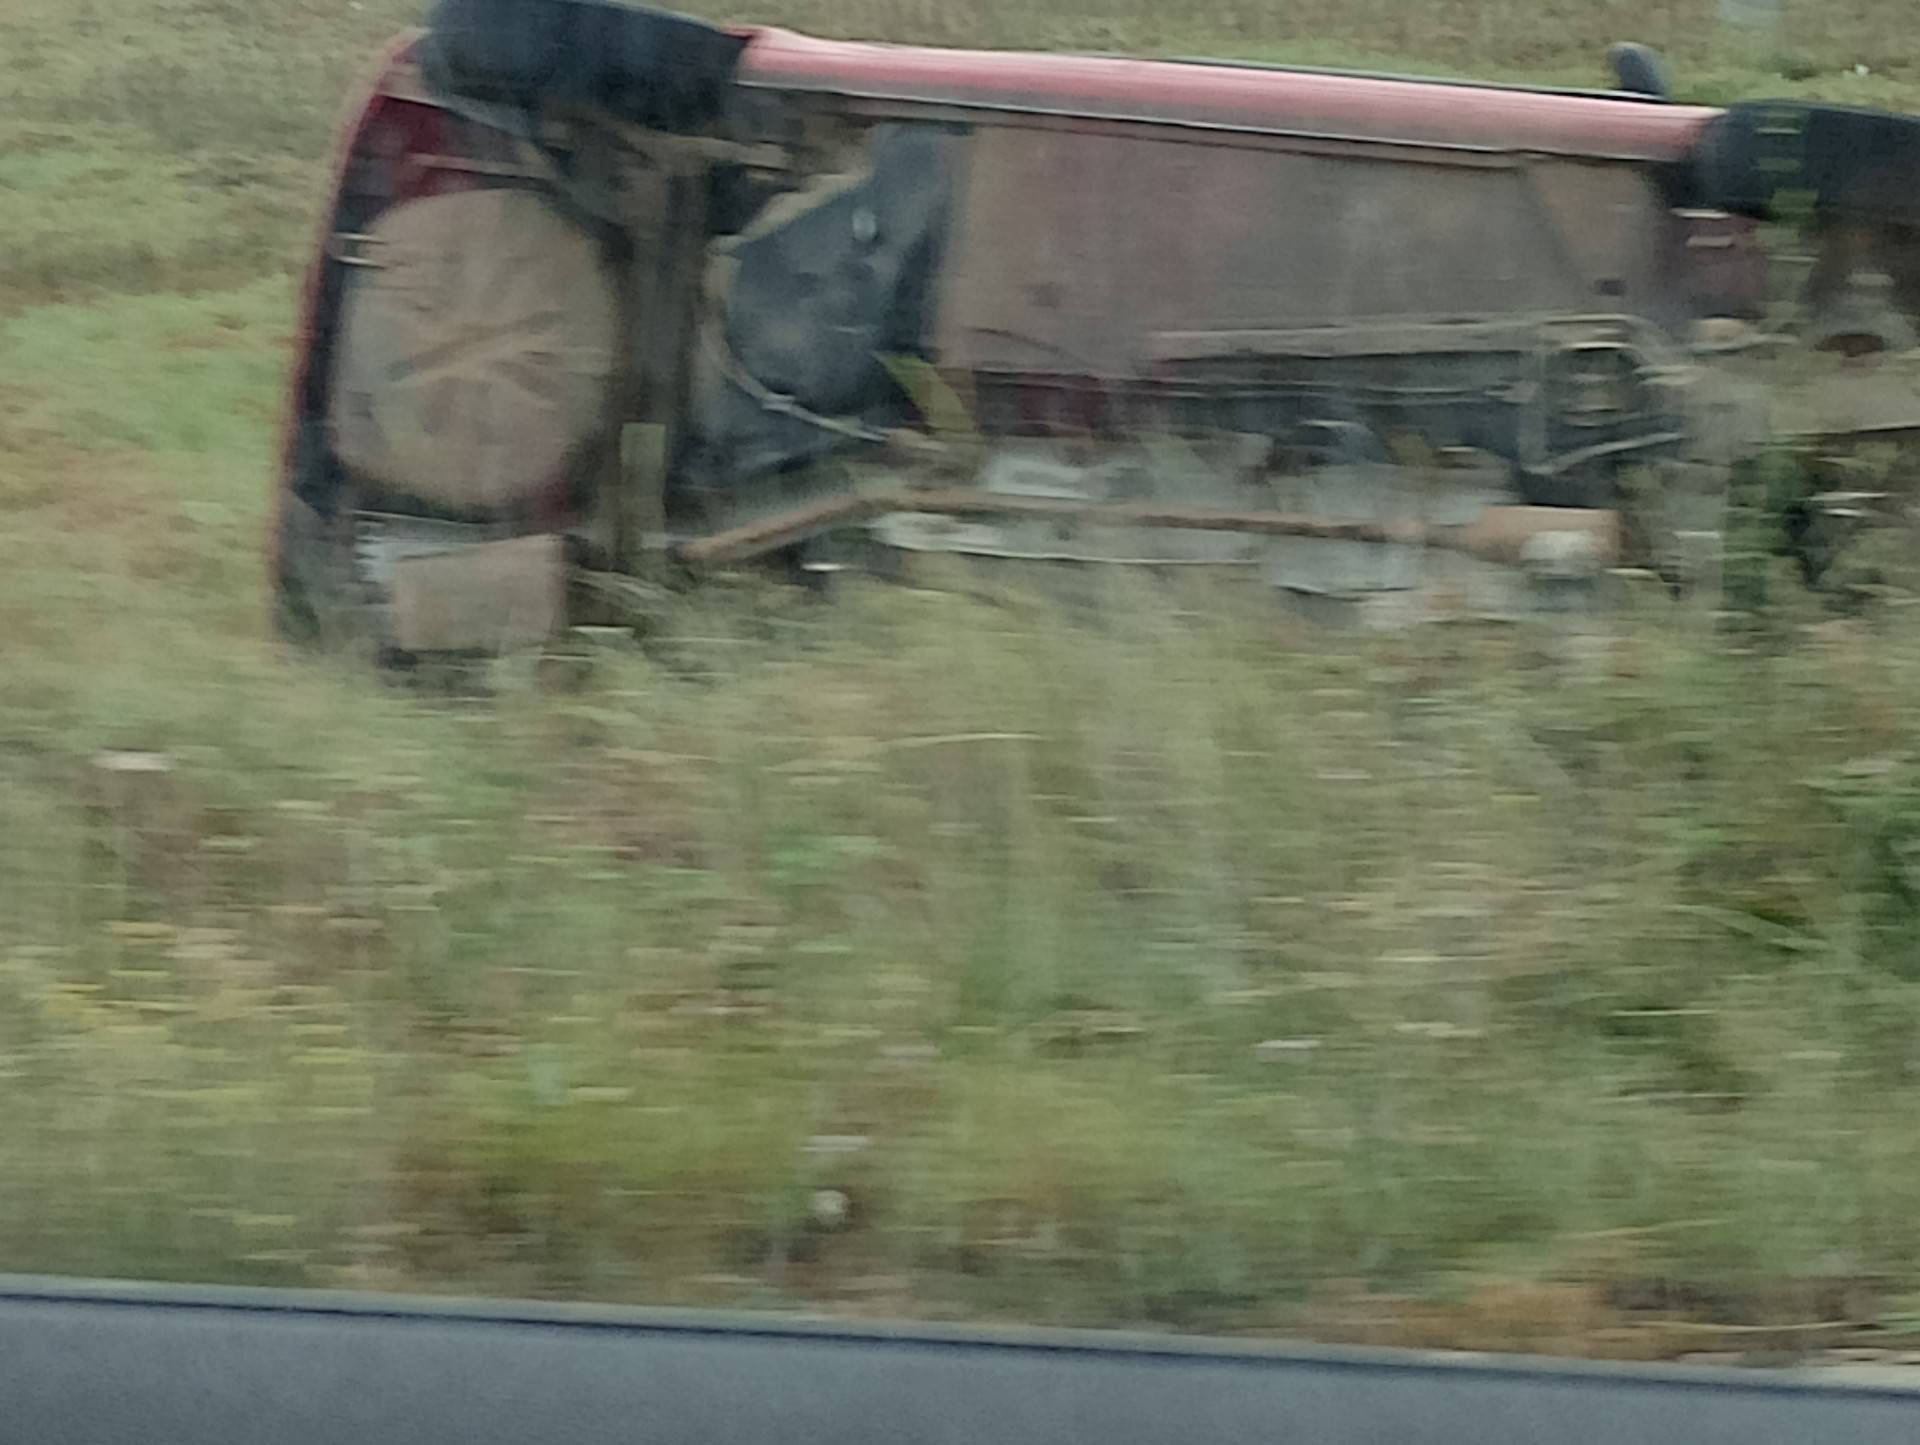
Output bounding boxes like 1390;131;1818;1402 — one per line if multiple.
5;0;1920;1351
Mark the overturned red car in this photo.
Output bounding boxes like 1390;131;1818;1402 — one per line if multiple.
273;1;1920;650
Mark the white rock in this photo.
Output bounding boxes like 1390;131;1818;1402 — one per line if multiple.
1255;1039;1322;1062
1519;530;1607;580
93;750;173;774
880;1044;939;1067
803;1134;872;1159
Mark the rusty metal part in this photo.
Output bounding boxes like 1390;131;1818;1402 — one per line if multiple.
674;490;894;564
386;534;568;653
673;486;1618;570
329;188;619;514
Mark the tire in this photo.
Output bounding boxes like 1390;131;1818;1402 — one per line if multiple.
421;0;748;132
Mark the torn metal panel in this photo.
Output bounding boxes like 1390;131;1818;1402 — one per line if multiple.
1260;463;1619;625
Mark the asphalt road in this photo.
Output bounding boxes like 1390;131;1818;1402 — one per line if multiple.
3;1275;1918;1444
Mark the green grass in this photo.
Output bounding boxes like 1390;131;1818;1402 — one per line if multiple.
6;0;1920;1352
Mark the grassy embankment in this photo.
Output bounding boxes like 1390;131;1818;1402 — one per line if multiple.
5;0;1920;1353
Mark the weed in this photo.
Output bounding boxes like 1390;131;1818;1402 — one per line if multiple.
8;0;1920;1351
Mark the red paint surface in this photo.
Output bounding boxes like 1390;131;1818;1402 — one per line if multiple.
738;29;1715;162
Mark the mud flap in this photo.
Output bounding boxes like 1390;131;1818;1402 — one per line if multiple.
386;534;569;655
